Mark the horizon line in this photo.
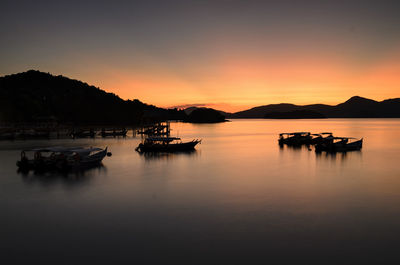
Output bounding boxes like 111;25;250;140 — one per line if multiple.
2;70;399;113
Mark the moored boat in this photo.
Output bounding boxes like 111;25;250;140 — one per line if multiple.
100;128;127;137
70;129;95;138
278;132;312;146
17;146;111;171
135;137;201;153
315;137;363;152
310;132;333;145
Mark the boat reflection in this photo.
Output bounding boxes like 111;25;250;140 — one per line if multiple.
18;164;107;187
279;143;311;152
279;142;362;163
315;149;362;161
137;150;199;161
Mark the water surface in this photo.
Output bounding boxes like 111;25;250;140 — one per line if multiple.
1;119;400;264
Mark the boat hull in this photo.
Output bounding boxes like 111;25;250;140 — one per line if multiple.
315;139;363;152
136;141;200;153
17;148;108;172
101;130;127;137
279;136;312;146
66;149;107;169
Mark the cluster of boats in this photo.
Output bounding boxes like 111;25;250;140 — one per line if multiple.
69;128;127;138
16;129;363;172
279;132;363;152
17;130;202;172
0;129;51;140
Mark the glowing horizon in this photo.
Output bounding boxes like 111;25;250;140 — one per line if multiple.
1;1;400;112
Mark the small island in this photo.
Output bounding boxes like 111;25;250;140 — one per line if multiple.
185;108;227;123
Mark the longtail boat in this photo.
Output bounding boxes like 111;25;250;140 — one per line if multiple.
17;146;111;171
315;137;363;152
135;137;201;153
278;132;312;146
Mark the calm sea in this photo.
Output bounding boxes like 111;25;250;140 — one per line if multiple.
1;119;400;264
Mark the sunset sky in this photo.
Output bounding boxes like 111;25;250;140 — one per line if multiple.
1;0;400;112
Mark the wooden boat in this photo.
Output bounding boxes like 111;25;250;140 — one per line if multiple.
17;146;111;171
70;129;95;138
135;137;201;153
310;132;333;145
100;128;127;137
1;129;53;141
315;137;363;152
278;132;312;146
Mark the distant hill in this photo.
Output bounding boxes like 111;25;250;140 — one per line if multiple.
264;110;326;119
0;70;185;124
231;96;400;118
185;108;227;123
183;107;198;115
184;106;231;117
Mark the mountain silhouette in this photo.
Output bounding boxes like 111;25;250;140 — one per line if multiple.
263;110;326;119
230;96;400;118
0;70;185;124
183;106;231;118
1;70;399;123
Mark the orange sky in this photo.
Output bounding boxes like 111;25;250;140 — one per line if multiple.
60;46;400;112
1;1;400;112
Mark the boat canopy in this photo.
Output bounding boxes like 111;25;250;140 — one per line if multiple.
23;146;104;154
280;132;310;136
146;137;181;142
72;147;104;155
311;132;332;135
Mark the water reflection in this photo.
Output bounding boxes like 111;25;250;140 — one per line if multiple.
137;150;199;161
18;164;107;187
315;149;362;162
279;143;311;151
279;141;363;163
2;119;400;265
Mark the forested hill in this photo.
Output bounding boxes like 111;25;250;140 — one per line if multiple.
0;70;185;124
230;96;400;118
